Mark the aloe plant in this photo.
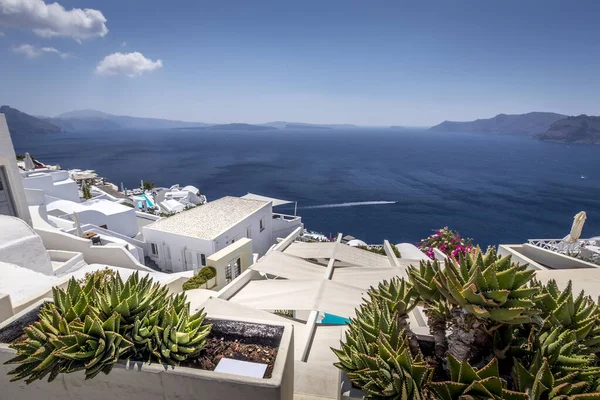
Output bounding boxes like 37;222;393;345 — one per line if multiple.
408;259;451;359
430;354;528;400
5;272;212;383
332;298;432;399
514;357;600;399
366;277;421;355
153;303;211;365
95;272;169;331
534;279;600;354
434;247;540;361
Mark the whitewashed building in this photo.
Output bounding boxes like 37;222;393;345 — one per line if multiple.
143;196;273;273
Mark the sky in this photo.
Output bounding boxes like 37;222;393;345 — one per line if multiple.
0;0;599;126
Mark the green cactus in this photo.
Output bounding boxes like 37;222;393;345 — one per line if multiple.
53;277;100;323
332;299;432;399
408;260;451;359
366;277;421;355
429;354;528;400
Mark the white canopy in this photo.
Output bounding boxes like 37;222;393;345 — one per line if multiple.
251;251;325;280
331;266;406;289
242;193;293;207
229;279;367;318
285;242;393;268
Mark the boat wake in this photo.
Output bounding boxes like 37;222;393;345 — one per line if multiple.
303;201;397;209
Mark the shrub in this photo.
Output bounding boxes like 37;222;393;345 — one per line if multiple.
332;246;600;399
418;227;473;260
5;272;211;383
182;267;217;291
77;267;116;288
358;245;401;258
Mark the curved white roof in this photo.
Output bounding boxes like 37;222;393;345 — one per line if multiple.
346;239;367;247
0;215;37;243
182;185;199;193
47;199;132;216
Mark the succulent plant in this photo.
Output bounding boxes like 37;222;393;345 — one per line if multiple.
332;299;432;399
95;272;169;331
514;357;600;399
534;279;600;354
51;312;133;380
53;277;100;323
366;277;421;355
5;272;212;383
429;354;528;400
408;260;451;358
152;302;211;365
435;247;540;325
528;326;600;380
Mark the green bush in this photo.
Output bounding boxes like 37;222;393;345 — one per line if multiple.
182;267;217;291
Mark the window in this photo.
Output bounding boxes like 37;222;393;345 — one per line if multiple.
259;217;265;232
225;264;232;283
0;166;17;217
150;243;158;256
197;253;206;267
246;227;252;238
234;258;241;277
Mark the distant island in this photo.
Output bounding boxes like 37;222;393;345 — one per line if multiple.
204;123;277;131
535;115;600;144
284;124;332;130
429;112;566;136
0;105;62;135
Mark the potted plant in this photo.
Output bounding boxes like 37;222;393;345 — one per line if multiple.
0;272;293;400
333;246;600;399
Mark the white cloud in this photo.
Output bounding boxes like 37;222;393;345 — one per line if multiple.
0;0;108;41
12;43;69;58
95;52;163;77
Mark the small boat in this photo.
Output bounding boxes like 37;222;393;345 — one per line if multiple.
581;175;587;180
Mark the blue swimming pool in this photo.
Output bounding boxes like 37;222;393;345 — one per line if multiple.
320;313;350;325
142;193;155;208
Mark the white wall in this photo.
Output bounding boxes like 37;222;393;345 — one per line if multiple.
214;203;272;257
0;216;53;275
22;172;80;203
143;202;273;273
143;229;214;273
0;115;31;225
35;227;154;272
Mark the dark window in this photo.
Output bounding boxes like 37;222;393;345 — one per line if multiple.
225;264;232;283
234;258;241;276
151;243;158;255
260;218;265;232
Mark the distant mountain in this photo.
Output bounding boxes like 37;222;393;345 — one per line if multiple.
263;121;360;129
0;105;62;135
535;115;600;144
430;112;566;136
54;109;210;131
206;123;277;131
284;124;332;130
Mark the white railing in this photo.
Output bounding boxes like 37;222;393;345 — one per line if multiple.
527;238;598;252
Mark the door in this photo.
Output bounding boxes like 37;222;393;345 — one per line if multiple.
225;257;242;284
184;249;194;271
0;167;16;217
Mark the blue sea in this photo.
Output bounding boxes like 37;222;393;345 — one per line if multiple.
12;128;600;248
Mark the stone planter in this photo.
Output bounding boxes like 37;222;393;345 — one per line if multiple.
0;300;294;400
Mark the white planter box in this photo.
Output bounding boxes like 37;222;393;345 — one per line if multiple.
0;300;294;400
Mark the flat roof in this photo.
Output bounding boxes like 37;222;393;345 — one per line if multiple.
145;196;269;240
